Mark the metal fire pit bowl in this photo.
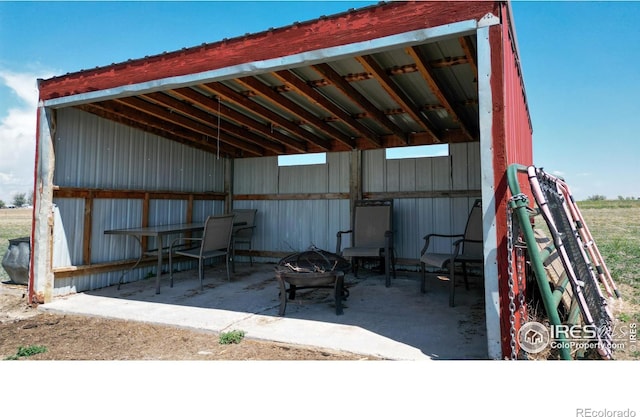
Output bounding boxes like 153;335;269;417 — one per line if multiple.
275;247;351;316
275;247;351;274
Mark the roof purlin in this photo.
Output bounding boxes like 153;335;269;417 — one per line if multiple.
234;76;355;151
113;96;265;157
405;46;476;142
200;82;330;152
77;102;240;156
271;70;381;146
310;63;408;145
141;91;284;155
167;87;305;154
355;54;439;143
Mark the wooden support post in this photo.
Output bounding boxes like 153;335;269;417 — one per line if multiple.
141;192;150;251
82;192;93;265
225;157;233;213
349;149;362;218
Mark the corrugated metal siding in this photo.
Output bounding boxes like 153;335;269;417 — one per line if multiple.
502;7;533;166
52;109;483;293
52;108;226;294
397;197;477;260
363;143;479;193
231;152;350;262
54;108;225;190
361;144;480;262
52;203;77;267
232;144;480;265
233;156;279;195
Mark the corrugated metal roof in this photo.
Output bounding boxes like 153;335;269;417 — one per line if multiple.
39;1;499;159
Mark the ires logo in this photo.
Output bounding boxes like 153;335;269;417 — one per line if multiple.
518;321;634;355
518;322;550;354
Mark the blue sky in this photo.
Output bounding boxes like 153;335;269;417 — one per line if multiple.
0;1;639;204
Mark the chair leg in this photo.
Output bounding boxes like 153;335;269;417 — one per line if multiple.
277;275;287;316
226;254;231;281
199;258;204;291
169;252;174;288
449;263;456;307
391;250;397;280
334;273;344;315
462;262;470;290
385;251;391;288
231;241;236;273
420;262;426;293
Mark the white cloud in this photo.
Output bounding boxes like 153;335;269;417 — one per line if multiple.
1;71;41;104
0;69;54;204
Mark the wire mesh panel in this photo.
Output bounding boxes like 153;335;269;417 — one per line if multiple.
529;167;614;359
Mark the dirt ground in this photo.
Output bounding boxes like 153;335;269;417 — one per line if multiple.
0;283;377;360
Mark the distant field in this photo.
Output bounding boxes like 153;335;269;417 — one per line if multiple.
577;199;640;210
577;200;640;306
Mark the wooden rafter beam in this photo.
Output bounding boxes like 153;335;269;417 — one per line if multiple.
355;54;439;143
378;128;470;149
405;46;476;141
77;102;241;156
271;70;381;147
76;104;200;152
311;63;406;146
168;87;305;155
200;82;331;152
114;96;265;156
458;36;478;78
234;76;354;151
141;91;285;155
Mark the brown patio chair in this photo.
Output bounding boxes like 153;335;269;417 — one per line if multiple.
336;199;396;287
231;208;257;271
420;199;483;307
168;214;235;290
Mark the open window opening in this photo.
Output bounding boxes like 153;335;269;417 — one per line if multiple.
278;152;327;167
386;144;449;160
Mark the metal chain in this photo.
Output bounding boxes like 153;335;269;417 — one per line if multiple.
513;207;527;331
517;244;526;328
506;200;517;360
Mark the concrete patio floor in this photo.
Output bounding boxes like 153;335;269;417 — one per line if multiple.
40;262;489;360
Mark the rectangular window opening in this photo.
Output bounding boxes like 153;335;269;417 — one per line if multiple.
385;144;449;160
278;152;327;167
